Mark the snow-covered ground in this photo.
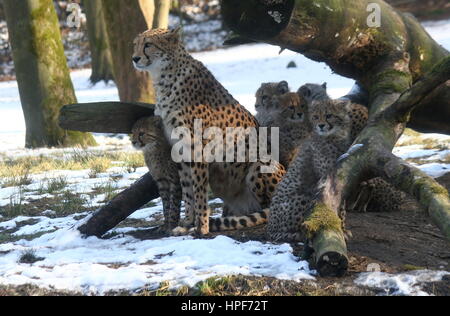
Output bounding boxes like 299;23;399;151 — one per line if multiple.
0;21;449;295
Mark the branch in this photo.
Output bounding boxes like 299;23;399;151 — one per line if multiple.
374;154;450;240
78;173;160;237
384;56;450;121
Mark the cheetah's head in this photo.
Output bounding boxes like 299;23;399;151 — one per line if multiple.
272;93;309;123
255;81;289;111
131;116;165;150
309;99;351;137
132;28;182;75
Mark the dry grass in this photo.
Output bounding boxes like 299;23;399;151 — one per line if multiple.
0;150;146;189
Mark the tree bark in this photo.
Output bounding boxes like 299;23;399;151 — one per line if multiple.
153;0;171;29
83;0;114;84
59;102;155;134
101;0;155;103
78;173;160;238
3;0;97;149
220;0;450;134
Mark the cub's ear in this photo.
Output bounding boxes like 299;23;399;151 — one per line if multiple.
298;85;311;98
322;82;328;90
277;81;290;94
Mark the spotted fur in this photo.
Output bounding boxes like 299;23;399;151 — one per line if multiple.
131;117;181;233
267;99;353;242
297;83;329;105
255;81;290;112
256;92;312;168
133;29;285;235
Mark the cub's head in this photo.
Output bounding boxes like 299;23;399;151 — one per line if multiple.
132;28;182;73
255;81;290;111
309;99;351;137
131;116;165;150
272;93;309;123
297;83;328;104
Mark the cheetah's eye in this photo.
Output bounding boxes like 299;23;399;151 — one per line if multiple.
139;132;145;138
313;115;319;120
326;114;333;119
144;43;152;48
262;96;269;101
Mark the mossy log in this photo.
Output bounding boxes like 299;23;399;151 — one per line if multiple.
220;0;450;134
59;102;154;134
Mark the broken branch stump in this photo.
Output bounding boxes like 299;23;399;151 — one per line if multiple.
59;102;155;134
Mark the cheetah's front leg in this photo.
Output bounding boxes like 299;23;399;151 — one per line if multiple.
191;163;211;236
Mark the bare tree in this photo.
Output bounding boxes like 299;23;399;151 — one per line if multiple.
83;0;114;84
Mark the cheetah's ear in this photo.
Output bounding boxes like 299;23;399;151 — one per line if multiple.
167;27;182;44
171;27;182;37
277;81;289;94
322;82;328;90
298;85;311;98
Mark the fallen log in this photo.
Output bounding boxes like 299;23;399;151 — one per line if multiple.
59;102;155;134
78;172;160;238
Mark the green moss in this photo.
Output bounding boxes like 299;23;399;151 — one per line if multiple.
415;178;448;196
303;203;343;239
370;69;412;96
403;264;425;272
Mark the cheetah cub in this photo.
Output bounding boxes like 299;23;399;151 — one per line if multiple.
297;82;368;140
131;117;181;233
297;83;408;213
256;92;312;168
267;99;353;242
255;81;290;118
297;82;329;105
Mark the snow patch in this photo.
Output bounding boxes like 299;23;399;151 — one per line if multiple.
356;270;450;296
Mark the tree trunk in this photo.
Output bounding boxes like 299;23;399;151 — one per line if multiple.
221;0;450;134
3;0;96;149
83;0;114;84
153;0;171;29
139;0;156;28
221;0;450;276
101;0;155;103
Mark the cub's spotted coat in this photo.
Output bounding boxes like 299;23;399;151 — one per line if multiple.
267;99;353;242
256;91;312;168
132;117;181;233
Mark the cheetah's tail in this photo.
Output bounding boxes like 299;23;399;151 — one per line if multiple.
209;209;270;232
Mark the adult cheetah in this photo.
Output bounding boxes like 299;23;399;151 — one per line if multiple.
132;28;285;236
